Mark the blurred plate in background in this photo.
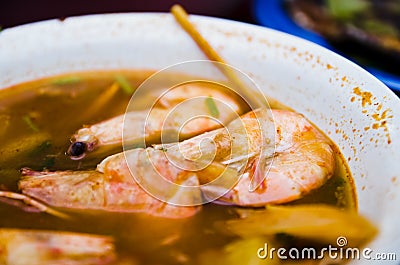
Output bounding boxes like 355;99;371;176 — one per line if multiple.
253;0;400;93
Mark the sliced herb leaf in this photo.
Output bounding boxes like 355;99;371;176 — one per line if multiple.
205;96;220;118
23;115;40;132
52;76;81;85
115;75;134;94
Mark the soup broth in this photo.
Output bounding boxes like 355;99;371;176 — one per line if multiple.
0;71;357;264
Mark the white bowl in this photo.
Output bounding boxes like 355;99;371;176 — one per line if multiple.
0;13;399;264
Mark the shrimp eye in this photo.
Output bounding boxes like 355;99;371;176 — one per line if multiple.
69;142;87;157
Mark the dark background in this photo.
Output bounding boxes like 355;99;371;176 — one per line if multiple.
0;0;255;29
1;0;399;98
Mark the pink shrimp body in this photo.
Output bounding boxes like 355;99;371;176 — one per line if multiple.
20;108;334;215
68;83;242;159
0;229;114;265
220;109;335;205
172;108;335;206
19;149;201;219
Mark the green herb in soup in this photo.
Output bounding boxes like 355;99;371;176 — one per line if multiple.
0;71;372;265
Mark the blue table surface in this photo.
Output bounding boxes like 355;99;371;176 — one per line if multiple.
253;0;400;99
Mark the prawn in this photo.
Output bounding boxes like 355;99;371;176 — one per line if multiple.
68;83;243;160
19;149;203;219
200;108;334;205
0;229;115;265
163;108;335;206
231;108;335;206
20;108;334;213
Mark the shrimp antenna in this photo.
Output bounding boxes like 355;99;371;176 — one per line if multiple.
0;191;70;219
